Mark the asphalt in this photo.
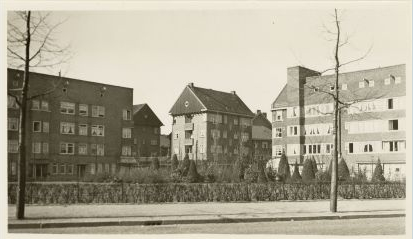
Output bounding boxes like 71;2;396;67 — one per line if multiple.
8;199;406;229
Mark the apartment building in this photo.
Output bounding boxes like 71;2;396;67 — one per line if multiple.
169;83;254;163
251;110;272;162
271;64;406;181
132;103;163;157
7;69;134;181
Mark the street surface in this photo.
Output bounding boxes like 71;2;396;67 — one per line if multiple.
9;217;405;235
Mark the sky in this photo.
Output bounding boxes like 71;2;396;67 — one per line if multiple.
5;2;411;134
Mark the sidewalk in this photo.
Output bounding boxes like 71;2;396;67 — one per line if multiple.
8;199;406;229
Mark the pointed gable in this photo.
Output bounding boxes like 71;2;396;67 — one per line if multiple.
169;86;207;116
133;104;163;127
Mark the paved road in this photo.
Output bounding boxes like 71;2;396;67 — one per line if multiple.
9;217;405;235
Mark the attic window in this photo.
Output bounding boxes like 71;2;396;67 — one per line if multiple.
144;115;148;119
330;86;335;91
313;87;319;92
184;101;189;108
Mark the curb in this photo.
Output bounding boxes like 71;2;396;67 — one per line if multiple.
8;213;405;229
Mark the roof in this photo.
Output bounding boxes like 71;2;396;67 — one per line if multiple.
133;103;163;127
190;86;255;117
272;64;405;109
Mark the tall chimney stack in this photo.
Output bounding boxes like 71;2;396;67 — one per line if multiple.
188;82;194;88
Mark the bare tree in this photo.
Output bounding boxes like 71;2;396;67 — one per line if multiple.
7;11;71;219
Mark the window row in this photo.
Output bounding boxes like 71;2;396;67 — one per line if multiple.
346;140;406;154
359;75;401;88
51;164;75;175
346;118;405;134
33;121;49;133
60;122;105;136
60;142;105;156
206;114;251;126
347;97;405;114
60;102;106;117
31;142;49;154
90;163;117;175
286;143;334;156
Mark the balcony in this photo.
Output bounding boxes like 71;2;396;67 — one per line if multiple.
184;123;194;131
184;138;193;146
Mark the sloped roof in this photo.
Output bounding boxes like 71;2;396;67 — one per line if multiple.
190;86;254;117
271;84;288;109
133;103;163;127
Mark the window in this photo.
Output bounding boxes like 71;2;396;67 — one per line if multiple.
8;118;18;131
383;141;405;152
91;125;105;136
33;121;41;132
8;96;19;109
105;164;110;173
122;128;132;138
287;144;300;156
274;145;283;157
52;164;58;174
234;118;239;125
92;105;105;117
223;115;228;124
60;102;75;114
384;78;391;85
90;164;96;175
154;128;159;134
348;143;354;154
32;100;40;110
41;101;49;111
123;109;131;120
67;164;73;174
122;146;132;156
42;142;49;154
59;164;66;174
325;144;334;154
330;86;335;91
241;132;249;142
342;84;347;90
368;80;374;87
79;104;88;116
262;142;268;149
222;130;227;139
234;133;238;139
363;144;373;152
151;140;157;145
79;124;88;136
97;164;103;173
11;162;17;175
8;140;18;153
395;77;401;84
212;129;220;139
287;107;299;118
78;144;88;155
60;143;74;155
387;98;393;109
359;82;365;88
91;144;105;156
273;127;282;138
60;122;75;134
388;120;398;131
275;110;283;121
288;126;298;136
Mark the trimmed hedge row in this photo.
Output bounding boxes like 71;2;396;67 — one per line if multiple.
8;182;405;205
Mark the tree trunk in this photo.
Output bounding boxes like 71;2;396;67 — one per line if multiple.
330;8;340;213
16;11;31;220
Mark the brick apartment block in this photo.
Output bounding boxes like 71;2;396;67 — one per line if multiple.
7;69;134;180
169;83;255;163
271;64;406;181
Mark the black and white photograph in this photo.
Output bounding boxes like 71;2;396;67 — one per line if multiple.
2;0;411;237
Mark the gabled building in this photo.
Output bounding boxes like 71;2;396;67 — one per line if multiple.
7;68;134;181
251;110;272;162
132;103;163;157
169;83;255;163
271;64;406;180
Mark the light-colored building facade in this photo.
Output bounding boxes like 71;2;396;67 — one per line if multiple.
7;69;134;181
169;83;254;163
271;64;406;181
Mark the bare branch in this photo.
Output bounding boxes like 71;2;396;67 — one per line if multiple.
7;92;21;107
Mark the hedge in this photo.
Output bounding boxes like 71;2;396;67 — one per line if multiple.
8;182;405;205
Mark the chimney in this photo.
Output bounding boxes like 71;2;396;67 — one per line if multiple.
188;82;194;88
256;110;261;115
230;91;236;95
263;112;267;118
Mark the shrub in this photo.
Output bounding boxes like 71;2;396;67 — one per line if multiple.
290;161;302;182
352;168;368;183
315;170;330;182
244;166;258;183
151;157;160;170
372;158;386;182
311;156;318;173
265;166;276;182
277;152;290;182
338;158;350;181
186;160;201;183
231;158;245;183
257;163;267;183
180;154;190;176
301;158;315;182
117;168;169;184
171;154;179;170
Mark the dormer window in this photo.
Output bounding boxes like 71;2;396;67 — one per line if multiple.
359;82;365;88
368;80;374;87
330;86;335;91
313;87;319;92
